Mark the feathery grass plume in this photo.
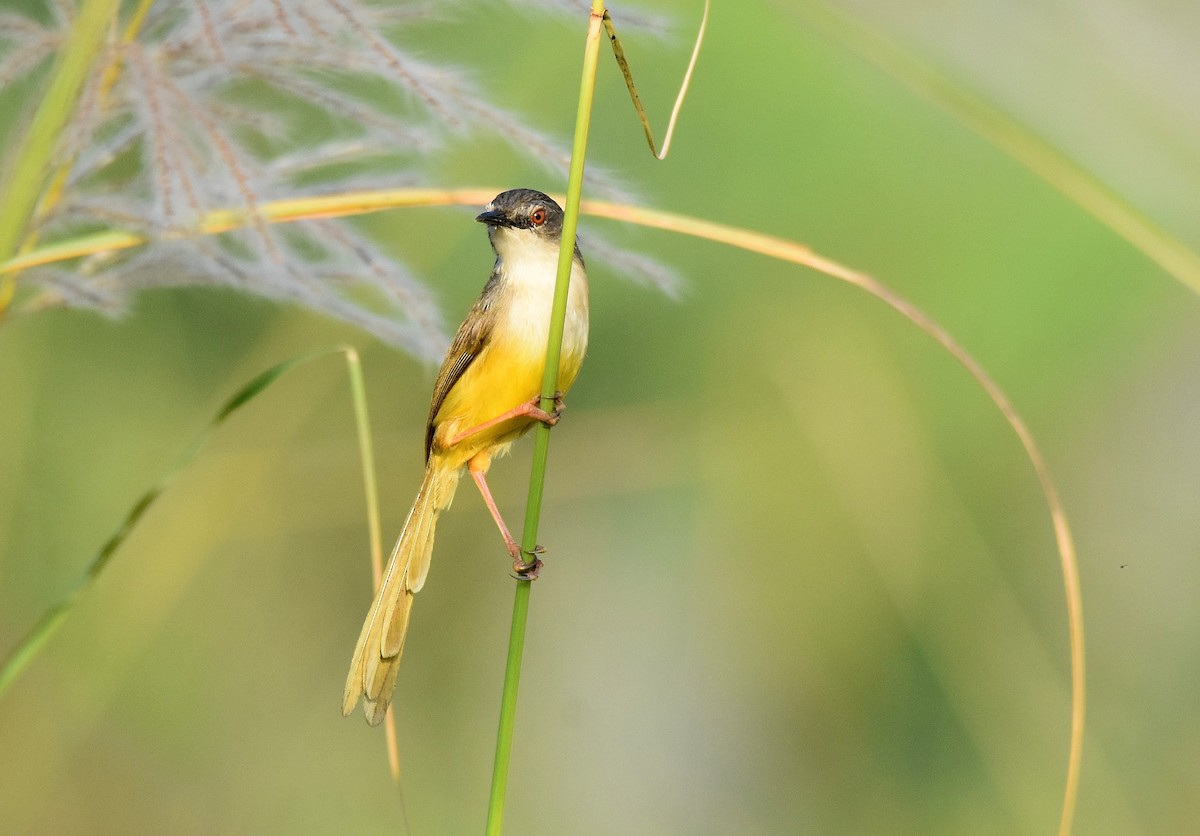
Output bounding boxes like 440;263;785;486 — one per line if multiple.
0;8;64;90
0;0;669;349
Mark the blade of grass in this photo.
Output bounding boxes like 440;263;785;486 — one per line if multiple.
343;346;403;786
0;347;386;724
574;198;1086;836
20;0;159;256
485;4;606;833
791;0;1200;300
0;0;121;315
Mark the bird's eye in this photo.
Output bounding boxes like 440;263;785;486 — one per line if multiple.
530;208;546;226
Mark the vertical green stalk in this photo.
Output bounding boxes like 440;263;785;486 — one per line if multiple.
485;2;606;832
0;0;121;311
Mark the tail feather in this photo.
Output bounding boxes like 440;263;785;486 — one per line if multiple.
366;590;411;701
404;464;458;594
343;461;459;725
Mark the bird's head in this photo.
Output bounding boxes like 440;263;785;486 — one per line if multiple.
476;189;565;243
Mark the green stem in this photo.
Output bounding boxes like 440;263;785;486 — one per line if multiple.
0;0;121;312
485;2;606;832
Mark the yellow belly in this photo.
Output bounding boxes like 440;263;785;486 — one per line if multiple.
429;249;589;471
429;335;584;471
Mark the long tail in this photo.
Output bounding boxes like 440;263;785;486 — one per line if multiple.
343;460;459;725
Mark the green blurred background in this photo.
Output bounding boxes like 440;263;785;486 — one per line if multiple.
2;1;1199;833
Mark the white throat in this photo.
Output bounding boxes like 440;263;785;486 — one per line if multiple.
490;227;589;358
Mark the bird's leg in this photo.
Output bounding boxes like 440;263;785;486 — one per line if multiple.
446;393;565;448
469;463;544;579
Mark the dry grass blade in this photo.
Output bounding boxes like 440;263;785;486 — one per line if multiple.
578;198;1086;836
342;344;404;787
603;0;709;160
0;189;493;278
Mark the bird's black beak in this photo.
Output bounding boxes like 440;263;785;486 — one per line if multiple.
475;209;506;226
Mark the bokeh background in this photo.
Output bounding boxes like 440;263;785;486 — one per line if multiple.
2;1;1199;833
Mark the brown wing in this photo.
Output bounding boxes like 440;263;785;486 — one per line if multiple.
425;290;495;460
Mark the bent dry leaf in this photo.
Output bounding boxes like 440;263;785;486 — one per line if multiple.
603;0;709;160
577;197;1086;836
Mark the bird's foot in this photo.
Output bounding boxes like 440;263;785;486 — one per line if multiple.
523;392;565;427
509;544;546;580
512;556;544;580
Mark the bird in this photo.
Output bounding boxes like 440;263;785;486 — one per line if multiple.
343;188;589;726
